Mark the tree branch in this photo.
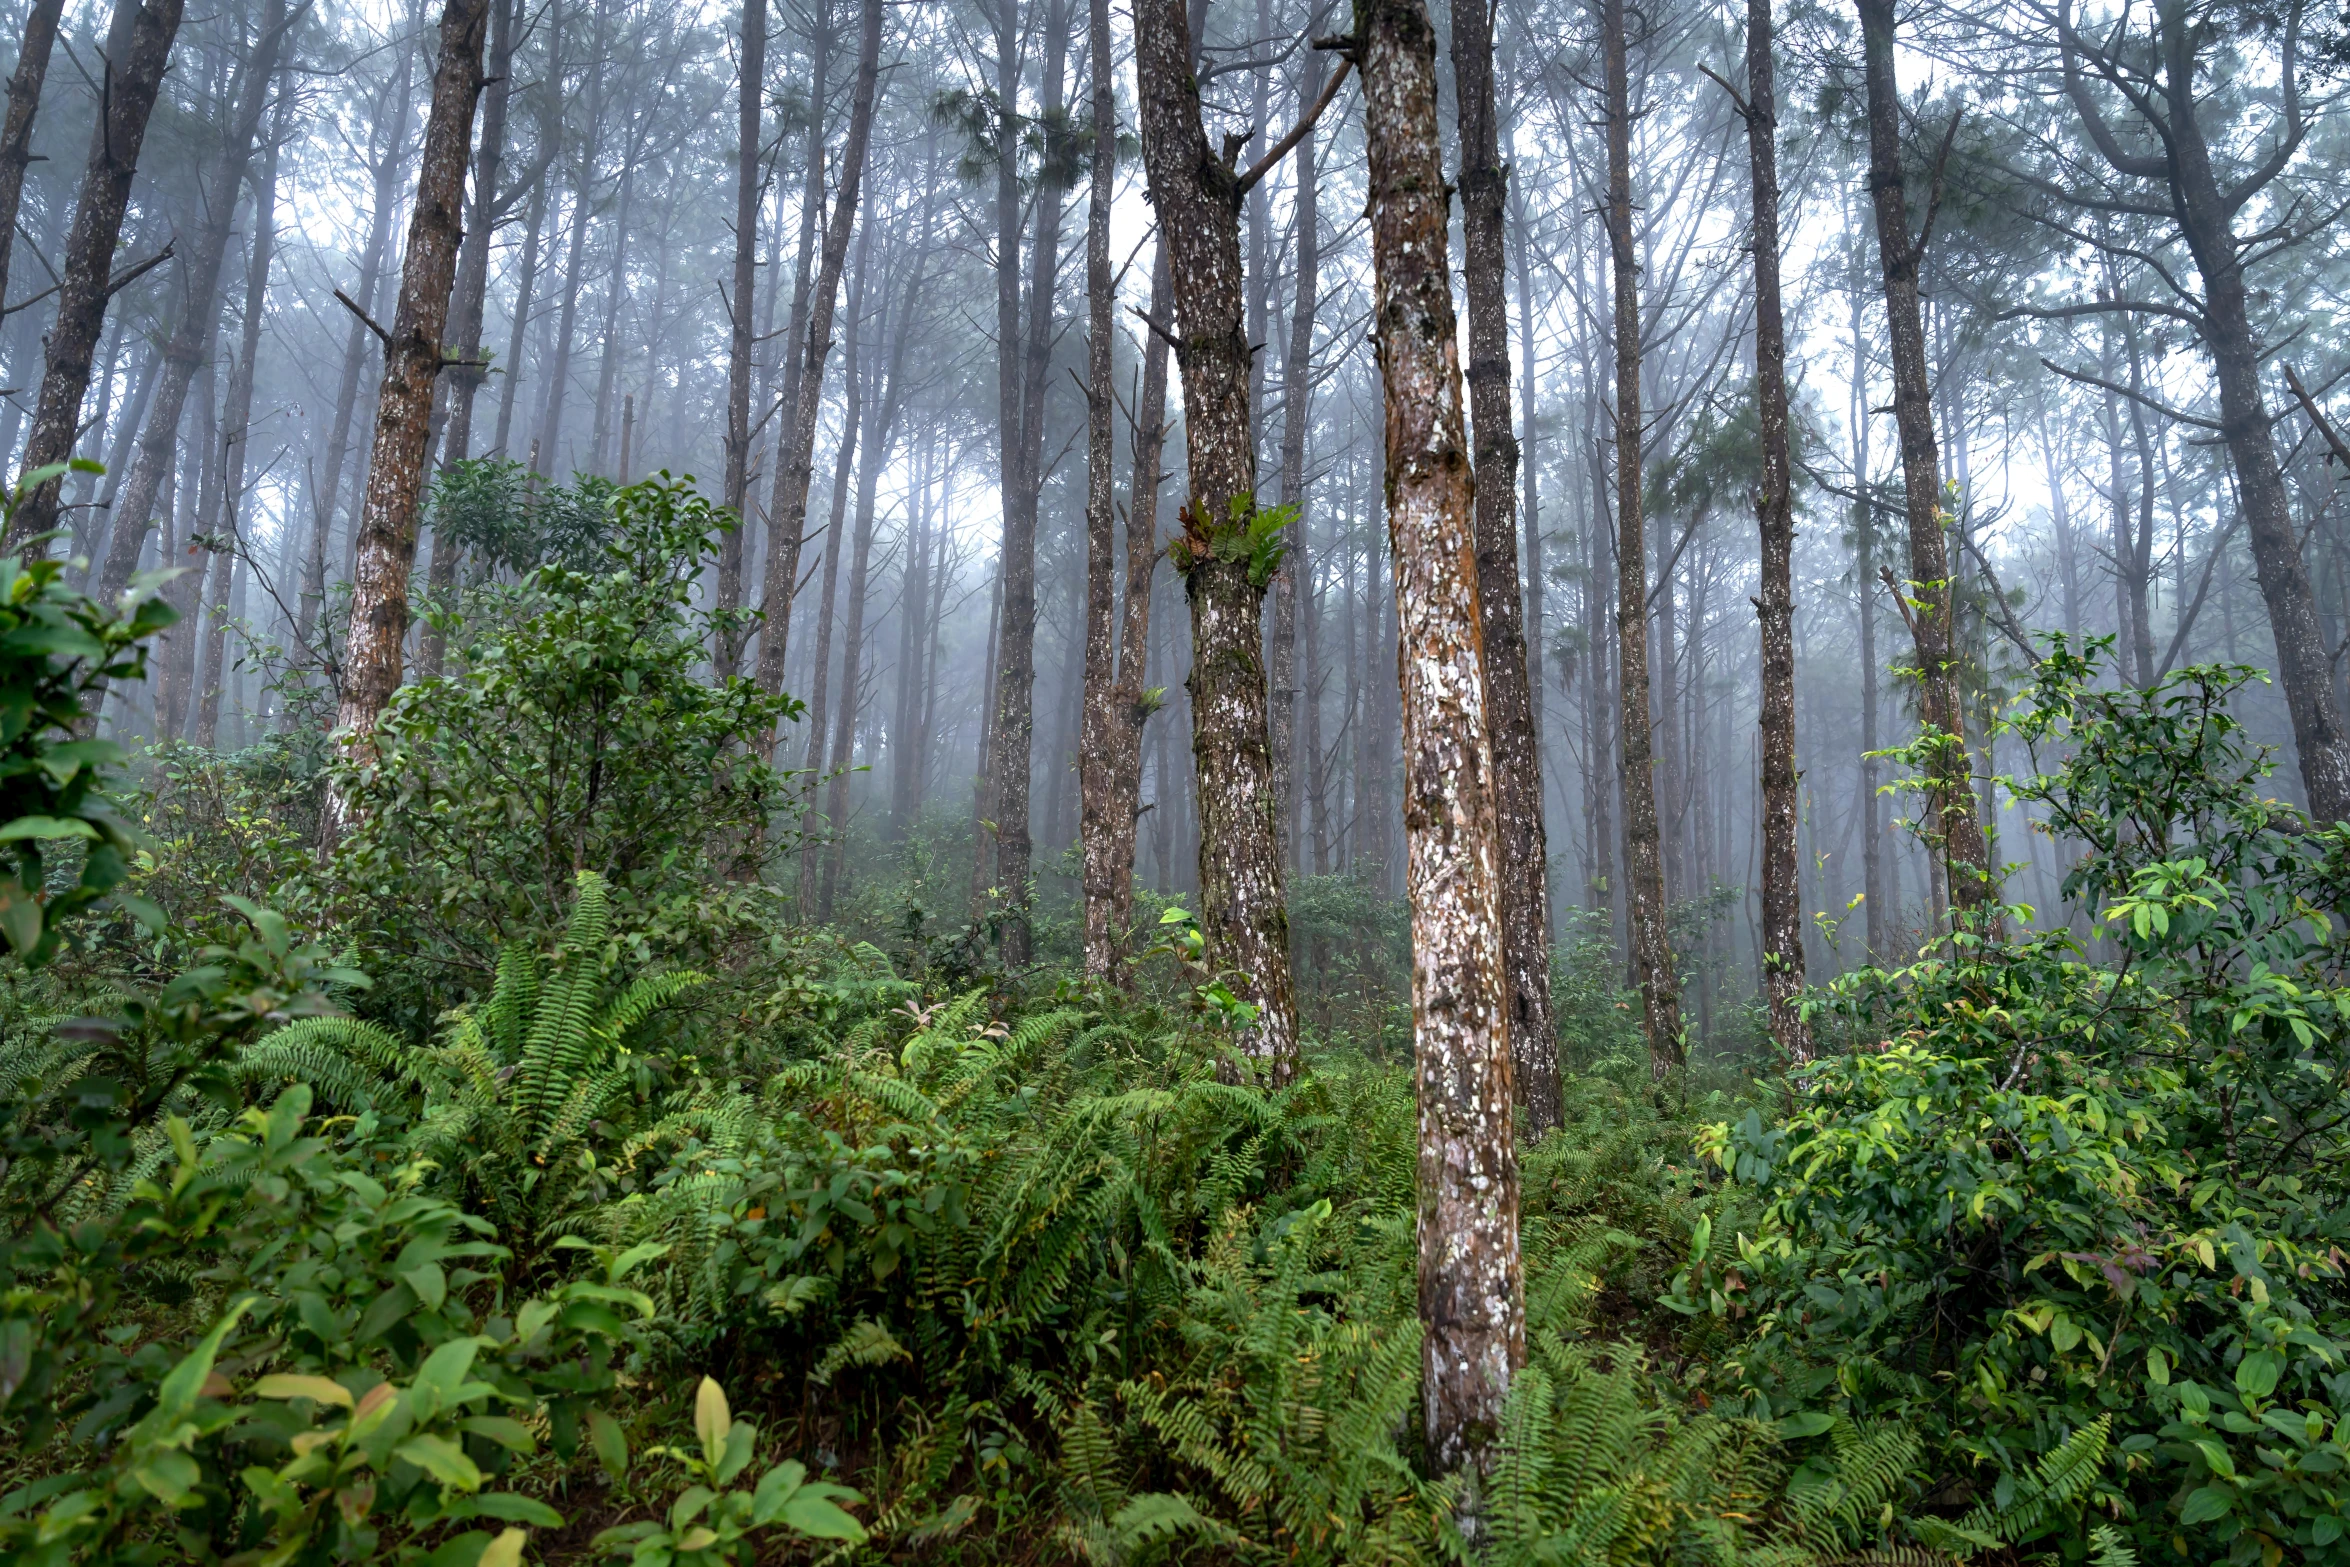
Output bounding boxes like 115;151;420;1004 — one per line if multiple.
1235;56;1353;195
2040;355;2222;430
335;288;393;350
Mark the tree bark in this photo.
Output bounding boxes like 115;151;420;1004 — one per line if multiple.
1856;0;1994;909
755;0;881;717
718;0;766;673
1358;0;1523;1481
797;245;865;914
9;0;187;549
1132;0;1299;1078
0;0;64;322
1453;0;1558;1128
1107;251;1172;963
1737;0;1807;1057
1078;0;1125;980
1603;0;1683;1076
194;102;284;747
440;0;516;471
327;0;492;806
758;2;829;672
1849;232;1888;959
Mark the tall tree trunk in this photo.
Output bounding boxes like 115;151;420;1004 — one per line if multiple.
2123;310;2160;687
1359;0;1523;1482
1604;0;1683;1076
758;2;830;670
414;0;518;682
990;0;1073;966
0;0;64;329
755;0;882;716
719;0;766;672
1737;0;1807;1056
89;0;289;653
1849;238;1888;959
1078;0;1125;980
1273;45;1324;866
303;55;419;664
888;432;932;839
1109;252;1174;932
822;203;928;918
1509;157;1545;799
491;29;554;463
1856;0;1994;908
2059;1;2350;818
328;0;492;808
797;248;865;914
1131;0;1301;1078
441;0;516;469
194;104;284;747
10;0;188;549
160;362;217;741
1453;0;1557;1128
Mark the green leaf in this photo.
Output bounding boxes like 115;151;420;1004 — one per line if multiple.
588;1409;629;1481
409;1337;487;1422
398;1432;486;1492
2235;1349;2282;1401
453;1493;564;1528
779;1489;868;1543
2190;1438;2237;1480
2178;1485;2235;1525
1774;1411;1836;1439
0;816;95;841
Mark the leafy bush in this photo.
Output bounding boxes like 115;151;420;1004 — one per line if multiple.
328;477;801;1025
1679;646;2350;1561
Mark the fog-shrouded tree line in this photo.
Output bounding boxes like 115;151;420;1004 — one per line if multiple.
4;0;2350;1477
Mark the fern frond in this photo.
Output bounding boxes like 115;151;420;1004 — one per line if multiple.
237;1016;417;1112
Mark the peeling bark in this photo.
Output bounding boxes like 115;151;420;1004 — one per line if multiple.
1358;0;1523;1480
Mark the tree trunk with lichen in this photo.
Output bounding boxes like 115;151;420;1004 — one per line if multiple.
326;0;492;827
1079;0;1127;981
1740;0;1807;1057
1132;0;1297;1079
1856;0;1994;908
1359;0;1524;1484
1603;0;1683;1077
1451;0;1557;1129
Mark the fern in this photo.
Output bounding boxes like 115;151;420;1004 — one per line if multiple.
1909;1415;2111;1556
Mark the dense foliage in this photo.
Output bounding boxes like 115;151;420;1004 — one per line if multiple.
2;481;2342;1565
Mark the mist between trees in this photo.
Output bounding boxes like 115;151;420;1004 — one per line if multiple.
3;0;2350;1556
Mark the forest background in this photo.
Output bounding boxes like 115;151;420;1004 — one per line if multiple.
0;0;2345;1560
